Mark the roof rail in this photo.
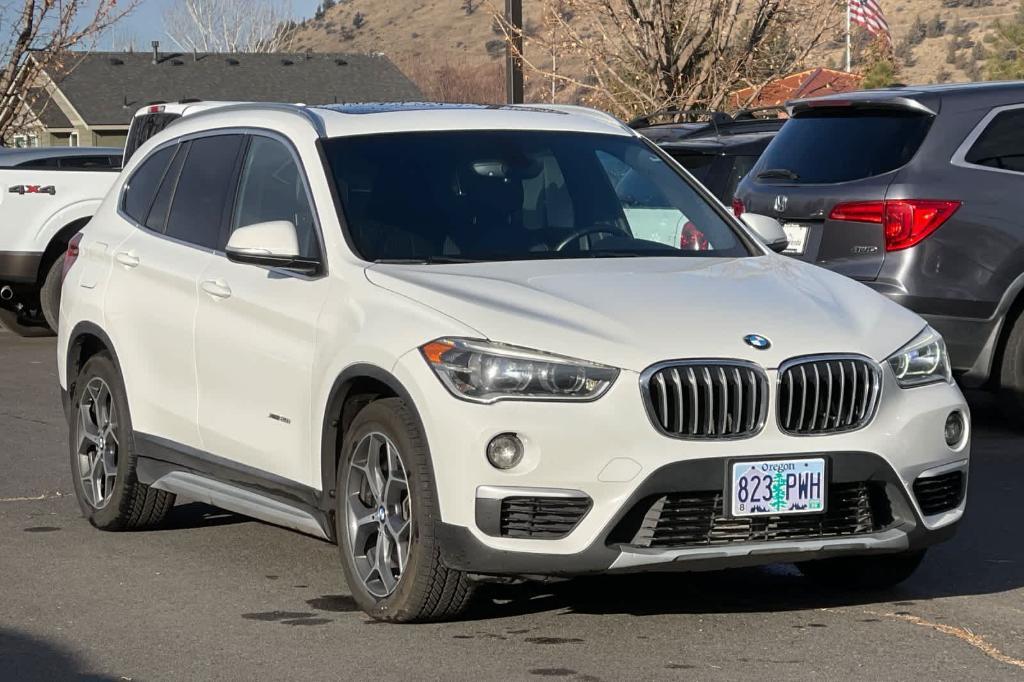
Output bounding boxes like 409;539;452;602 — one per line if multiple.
627;109;733;130
166;102;327;137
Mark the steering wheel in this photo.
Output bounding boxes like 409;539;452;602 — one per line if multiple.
555;224;632;251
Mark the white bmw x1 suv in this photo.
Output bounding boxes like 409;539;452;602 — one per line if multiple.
58;102;970;622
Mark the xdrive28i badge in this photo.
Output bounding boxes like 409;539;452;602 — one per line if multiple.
743;334;771;350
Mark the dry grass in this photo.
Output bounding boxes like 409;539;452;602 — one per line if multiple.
289;0;1022;101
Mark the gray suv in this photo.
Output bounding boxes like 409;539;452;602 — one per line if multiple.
735;82;1024;414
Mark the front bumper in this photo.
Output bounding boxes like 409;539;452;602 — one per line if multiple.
438;452;963;575
393;351;969;577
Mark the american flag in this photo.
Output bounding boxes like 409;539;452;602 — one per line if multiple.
850;0;891;42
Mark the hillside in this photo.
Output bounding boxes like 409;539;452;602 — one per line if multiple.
288;0;1022;103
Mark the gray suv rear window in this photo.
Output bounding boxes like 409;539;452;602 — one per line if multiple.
755;110;932;183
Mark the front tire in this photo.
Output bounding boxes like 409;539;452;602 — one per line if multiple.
336;398;474;622
797;550;926;590
69;353;175;530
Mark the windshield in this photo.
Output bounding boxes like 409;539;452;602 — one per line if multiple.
321;131;751;262
755;110;932;184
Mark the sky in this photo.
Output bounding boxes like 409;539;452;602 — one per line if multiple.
96;0;323;49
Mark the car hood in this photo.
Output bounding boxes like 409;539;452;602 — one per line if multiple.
365;256;925;372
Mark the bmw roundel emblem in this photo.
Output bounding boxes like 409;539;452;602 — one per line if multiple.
744;334;771;350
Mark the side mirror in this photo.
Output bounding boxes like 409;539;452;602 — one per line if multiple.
225;220;320;274
741;213;789;253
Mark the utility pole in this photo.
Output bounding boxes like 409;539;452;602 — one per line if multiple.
505;0;524;104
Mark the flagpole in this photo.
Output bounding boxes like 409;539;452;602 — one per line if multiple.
846;0;852;72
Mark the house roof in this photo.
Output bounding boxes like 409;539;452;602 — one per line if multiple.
731;68;863;108
22;89;73;128
39;51;422;127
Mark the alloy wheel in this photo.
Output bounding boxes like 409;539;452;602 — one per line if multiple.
76;377;119;509
344;432;412;598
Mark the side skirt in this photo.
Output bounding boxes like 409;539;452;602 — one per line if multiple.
134;432;333;542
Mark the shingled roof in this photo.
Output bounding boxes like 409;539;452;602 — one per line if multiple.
41;51;422;126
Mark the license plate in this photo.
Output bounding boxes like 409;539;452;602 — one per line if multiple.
730;458;826;517
782;223;809;255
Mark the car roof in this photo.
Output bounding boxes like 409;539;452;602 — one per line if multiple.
789;80;1024;115
311;102;633;137
0;146;122;167
170;101;636;139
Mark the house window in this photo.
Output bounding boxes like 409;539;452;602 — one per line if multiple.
12;134;39;148
69;132;79;147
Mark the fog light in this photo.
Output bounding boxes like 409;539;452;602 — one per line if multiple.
487;433;524;470
944;411;965;447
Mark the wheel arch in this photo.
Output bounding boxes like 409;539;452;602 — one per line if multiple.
319;364;433;511
37;217;90;283
65;321;125;399
986;270;1024;388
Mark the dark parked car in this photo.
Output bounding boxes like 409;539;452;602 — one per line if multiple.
632;108;785;203
734;82;1024;413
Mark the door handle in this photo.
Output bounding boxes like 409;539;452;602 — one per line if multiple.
200;279;232;299
114;251;139;268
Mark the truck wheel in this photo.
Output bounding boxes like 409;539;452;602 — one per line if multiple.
0;306;53;338
797;550;925;590
336;398;475;622
70;352;176;530
998;310;1024;422
40;258;63;332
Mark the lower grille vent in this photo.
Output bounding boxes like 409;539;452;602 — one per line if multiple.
617;482;891;549
500;496;591;539
913;471;964;515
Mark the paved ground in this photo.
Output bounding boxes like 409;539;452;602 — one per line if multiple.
0;330;1022;681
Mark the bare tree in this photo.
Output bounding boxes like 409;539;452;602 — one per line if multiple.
163;0;299;53
0;0;135;144
492;0;842;118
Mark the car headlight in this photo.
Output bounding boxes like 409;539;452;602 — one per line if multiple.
420;338;619;403
886;326;952;388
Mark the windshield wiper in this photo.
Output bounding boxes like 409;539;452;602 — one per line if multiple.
756;168;800;180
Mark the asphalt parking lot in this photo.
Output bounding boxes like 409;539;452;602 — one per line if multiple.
1;330;1022;681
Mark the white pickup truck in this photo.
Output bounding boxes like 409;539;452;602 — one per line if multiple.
0;101;225;335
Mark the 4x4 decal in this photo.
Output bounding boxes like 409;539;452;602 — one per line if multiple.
8;184;56;195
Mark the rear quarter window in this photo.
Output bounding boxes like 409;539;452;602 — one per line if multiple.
122;146;175;224
755;110;932;183
964;108;1024;172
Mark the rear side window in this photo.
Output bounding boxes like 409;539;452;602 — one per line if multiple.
964;109;1024;172
145;144;187;233
165;135;244;249
122;146;175;224
756;110;932;183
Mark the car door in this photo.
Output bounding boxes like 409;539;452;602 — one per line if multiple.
105;135;245;450
194;134;330;485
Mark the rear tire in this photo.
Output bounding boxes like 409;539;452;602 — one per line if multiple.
336;397;475;622
797;550;926;590
39;258;63;332
998;310;1024;423
69;352;175;530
